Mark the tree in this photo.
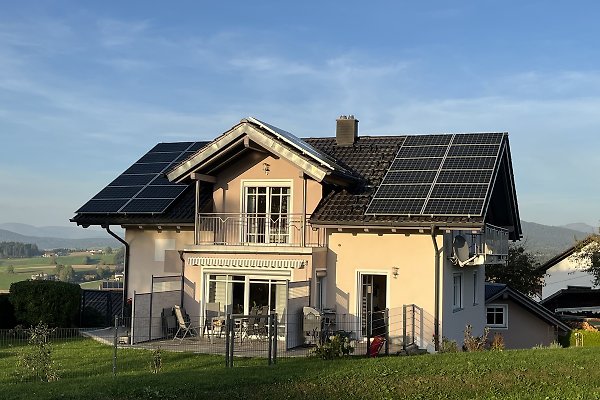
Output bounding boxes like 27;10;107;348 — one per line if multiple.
7;265;15;274
570;235;600;286
113;247;125;267
104;246;113;255
486;245;545;297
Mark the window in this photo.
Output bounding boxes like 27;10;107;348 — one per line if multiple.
244;185;291;244
473;271;478;305
316;276;324;310
486;305;508;328
453;273;462;310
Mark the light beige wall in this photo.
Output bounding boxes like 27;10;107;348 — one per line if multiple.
326;230;439;317
488;298;557;349
211;152;322;215
543;251;595;299
125;228;194;297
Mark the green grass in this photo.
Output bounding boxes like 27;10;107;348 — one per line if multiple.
0;254;117;291
1;338;600;399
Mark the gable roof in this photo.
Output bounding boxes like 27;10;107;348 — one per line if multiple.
485;283;570;332
540;286;600;312
538;235;599;272
71;117;521;237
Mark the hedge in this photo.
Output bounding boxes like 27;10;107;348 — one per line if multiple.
0;293;17;328
563;329;600;348
9;280;81;327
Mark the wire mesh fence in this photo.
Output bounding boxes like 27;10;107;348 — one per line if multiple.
0;304;436;383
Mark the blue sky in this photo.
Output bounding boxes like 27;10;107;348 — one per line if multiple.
0;1;598;228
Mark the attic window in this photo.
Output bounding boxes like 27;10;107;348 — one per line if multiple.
486;304;507;328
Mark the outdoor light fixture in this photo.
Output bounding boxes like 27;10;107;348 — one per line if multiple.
263;163;270;175
392;267;399;278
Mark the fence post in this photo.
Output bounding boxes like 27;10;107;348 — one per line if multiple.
112;315;118;376
402;305;407;351
419;306;424;348
366;311;371;357
384;308;389;356
273;314;278;365
229;317;235;368
411;304;415;346
225;315;230;368
268;314;273;366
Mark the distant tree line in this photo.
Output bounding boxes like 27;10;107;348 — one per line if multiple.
0;242;42;258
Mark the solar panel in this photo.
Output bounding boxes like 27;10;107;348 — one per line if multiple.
366;133;505;216
76;141;203;214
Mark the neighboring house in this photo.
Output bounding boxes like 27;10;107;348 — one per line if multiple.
538;236;598;300
541;286;600;317
71;116;521;350
485;283;570;349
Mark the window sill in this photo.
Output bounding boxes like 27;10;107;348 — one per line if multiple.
453;307;463;313
486;325;508;330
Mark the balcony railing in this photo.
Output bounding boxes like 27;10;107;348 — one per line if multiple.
451;224;509;266
195;213;325;247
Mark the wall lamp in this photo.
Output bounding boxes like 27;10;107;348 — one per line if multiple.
392;267;399;279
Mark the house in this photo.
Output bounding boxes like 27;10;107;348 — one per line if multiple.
485;283;570;348
71;116;521;350
541;286;600;318
538;236;599;300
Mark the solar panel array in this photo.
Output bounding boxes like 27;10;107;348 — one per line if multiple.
365;133;505;216
77;142;206;214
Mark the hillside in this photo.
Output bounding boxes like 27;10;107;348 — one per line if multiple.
0;229;120;250
520;220;592;263
0;223;121;239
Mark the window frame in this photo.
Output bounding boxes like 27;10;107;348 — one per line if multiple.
486;304;508;329
452;272;463;311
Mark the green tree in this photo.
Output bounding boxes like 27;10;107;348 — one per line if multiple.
104;246;113;255
7;265;15;274
486;245;545;297
114;247;125;267
57;265;74;282
83;256;92;265
570;235;600;286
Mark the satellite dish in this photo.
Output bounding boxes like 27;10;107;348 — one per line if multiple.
451;235;477;267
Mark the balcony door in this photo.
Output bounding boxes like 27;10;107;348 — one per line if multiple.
244;186;290;244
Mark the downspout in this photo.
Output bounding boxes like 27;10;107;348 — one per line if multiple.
430;225;440;352
178;251;186;307
104;226;129;321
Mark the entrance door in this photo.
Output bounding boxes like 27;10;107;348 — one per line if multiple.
360;274;387;336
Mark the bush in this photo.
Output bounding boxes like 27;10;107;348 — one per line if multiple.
9;280;81;327
463;325;490;352
439;337;459;353
490;333;505;351
312;334;355;360
0;293;17;328
15;322;60;382
564;329;600;347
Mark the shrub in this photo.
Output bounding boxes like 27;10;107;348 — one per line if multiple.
312;334;355;360
15;323;60;382
439;337;459;353
9;280;81;327
490;333;505;351
463;325;490;352
564;329;600;347
0;293;17;328
150;347;162;374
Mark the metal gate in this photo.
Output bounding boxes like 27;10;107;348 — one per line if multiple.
224;312;278;367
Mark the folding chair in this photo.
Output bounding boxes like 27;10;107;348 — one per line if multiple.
173;305;199;341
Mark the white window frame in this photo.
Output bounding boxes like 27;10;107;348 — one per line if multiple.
453;272;463;311
486;304;508;329
240;179;293;245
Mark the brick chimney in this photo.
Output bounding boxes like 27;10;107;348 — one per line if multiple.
336;115;358;146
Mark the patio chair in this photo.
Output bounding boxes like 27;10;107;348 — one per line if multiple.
202;302;224;338
173;305;200;342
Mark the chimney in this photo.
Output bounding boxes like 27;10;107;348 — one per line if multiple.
336;115;358;146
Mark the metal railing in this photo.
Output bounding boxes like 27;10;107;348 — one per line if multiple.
483;224;509;258
196;213;325;247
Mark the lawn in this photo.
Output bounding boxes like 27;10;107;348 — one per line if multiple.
1;338;600;399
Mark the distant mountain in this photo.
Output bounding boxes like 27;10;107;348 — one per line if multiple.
560;222;597;234
520;221;592;263
0;223;122;239
0;229;120;250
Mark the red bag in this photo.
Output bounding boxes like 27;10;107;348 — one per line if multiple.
369;336;385;357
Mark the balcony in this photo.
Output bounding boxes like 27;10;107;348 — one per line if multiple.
451;224;509;266
195;213;325;247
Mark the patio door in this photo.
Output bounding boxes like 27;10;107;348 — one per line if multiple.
244;186;290;244
359;273;387;336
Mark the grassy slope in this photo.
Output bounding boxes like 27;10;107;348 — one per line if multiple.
1;339;600;400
